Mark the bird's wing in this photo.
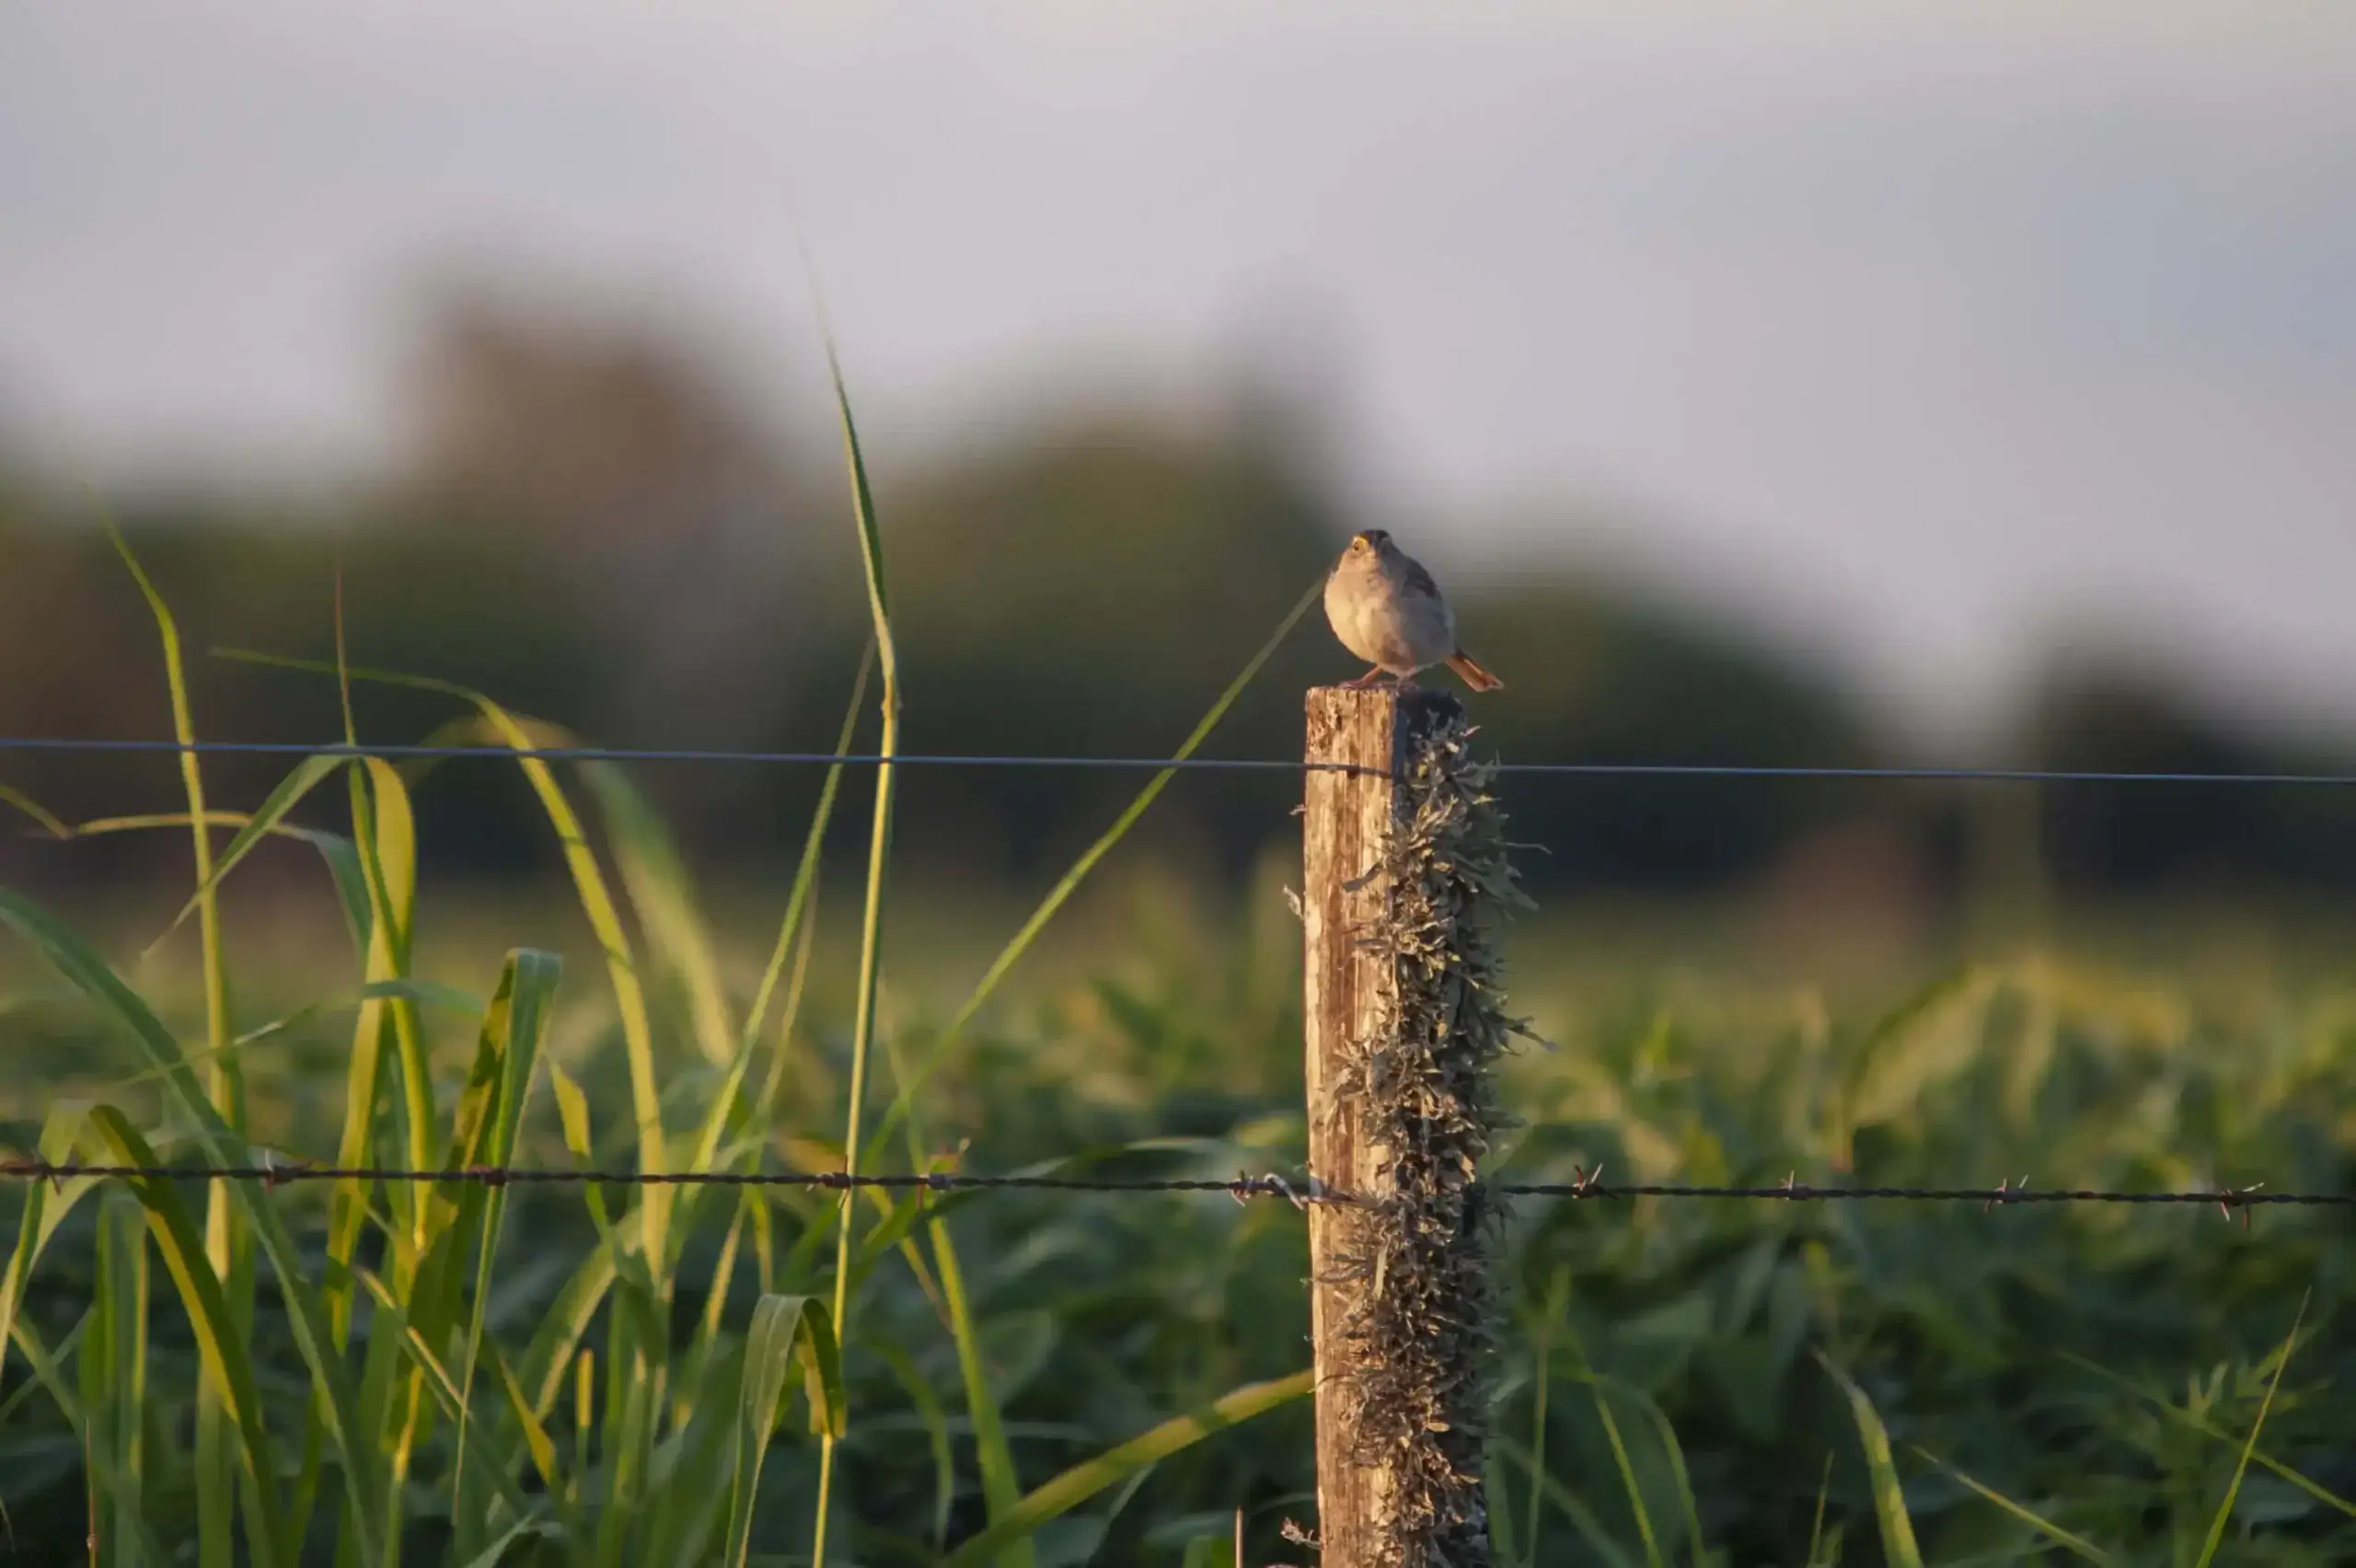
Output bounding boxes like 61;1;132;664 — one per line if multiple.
1401;556;1440;597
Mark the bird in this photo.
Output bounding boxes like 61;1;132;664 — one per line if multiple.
1322;529;1505;692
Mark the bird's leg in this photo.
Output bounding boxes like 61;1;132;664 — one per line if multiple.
1341;665;1393;689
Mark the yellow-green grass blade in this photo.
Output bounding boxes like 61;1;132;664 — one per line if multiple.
1520;1265;1571;1568
327;757;425;1347
0;887;387;1562
2191;1296;2308;1568
1585;1372;1666;1568
1910;1447;2123;1566
0;1106;98;1365
2054;1349;2356;1518
217;662;683;1553
498;1226;621;1451
1491;1435;1646;1568
179;976;477;1064
446;951;563;1552
577;762;770;1271
217;651;676;1262
1566;1358;1709;1568
865;575;1322;1163
355;756;433;1217
88;1188;152;1567
543;1057;665;1343
1804;1454;1837;1568
64;810;375;953
937;1369;1314;1568
581;761;736;1068
143;751;351;955
725;1294;847;1568
594;1332;660;1568
813;307;902;1568
348;1265;543;1528
695;1193;755;1362
82;1106;287;1568
486;1335;567;1500
641;1360;749;1567
1816;1353;1925;1568
744;641;873;1057
932;1213;1034;1568
672;642;873;1255
754;897;824;1162
107;522;249;1568
0;782;70;838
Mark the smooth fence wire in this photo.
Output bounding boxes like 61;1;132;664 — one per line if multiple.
2;1160;2343;1216
8;734;2356;788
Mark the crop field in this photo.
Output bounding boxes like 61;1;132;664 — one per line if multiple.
2;400;2350;1568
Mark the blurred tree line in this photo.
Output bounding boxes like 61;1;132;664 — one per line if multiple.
5;283;2355;907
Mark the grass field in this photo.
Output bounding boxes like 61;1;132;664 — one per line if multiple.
3;377;2350;1567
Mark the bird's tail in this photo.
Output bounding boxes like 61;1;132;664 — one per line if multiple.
1446;651;1505;692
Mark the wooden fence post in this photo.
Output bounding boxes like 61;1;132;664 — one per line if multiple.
1303;683;1515;1568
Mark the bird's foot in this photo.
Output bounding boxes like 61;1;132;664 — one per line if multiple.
1340;666;1395;689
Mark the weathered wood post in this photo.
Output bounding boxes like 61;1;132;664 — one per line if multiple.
1303;684;1519;1568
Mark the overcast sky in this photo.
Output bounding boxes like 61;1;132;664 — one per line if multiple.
4;1;2353;745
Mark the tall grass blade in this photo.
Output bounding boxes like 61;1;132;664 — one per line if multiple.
105;523;250;1568
1586;1374;1667;1568
81;1105;287;1568
215;651;676;1262
2191;1297;2307;1568
76;1190;149;1568
813;315;902;1568
2054;1349;2356;1518
867;574;1323;1160
938;1369;1314;1568
0;885;387;1562
745;642;872;1058
0;1108;98;1367
1522;1265;1569;1568
581;763;737;1068
932;1214;1035;1568
0;782;70;838
1816;1354;1925;1568
449;951;565;1549
346;1265;541;1526
725;1294;846;1568
1909;1447;2122;1566
144;751;349;954
1804;1453;1836;1568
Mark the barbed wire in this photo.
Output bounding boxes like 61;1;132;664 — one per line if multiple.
0;1159;1345;1205
4;735;2356;789
1507;1172;2344;1222
2;1160;2339;1218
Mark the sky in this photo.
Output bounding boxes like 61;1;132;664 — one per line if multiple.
4;1;2353;746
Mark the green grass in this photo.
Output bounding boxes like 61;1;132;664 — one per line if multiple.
2;394;2350;1562
6;822;2356;1562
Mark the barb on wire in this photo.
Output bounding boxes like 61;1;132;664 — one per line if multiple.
8;733;2356;788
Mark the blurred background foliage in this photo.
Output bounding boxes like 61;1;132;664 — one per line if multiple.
6;282;2356;912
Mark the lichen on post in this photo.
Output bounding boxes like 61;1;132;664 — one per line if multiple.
1303;684;1529;1568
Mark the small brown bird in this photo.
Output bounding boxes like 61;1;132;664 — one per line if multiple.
1323;529;1505;692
